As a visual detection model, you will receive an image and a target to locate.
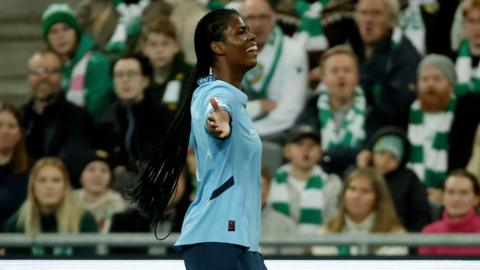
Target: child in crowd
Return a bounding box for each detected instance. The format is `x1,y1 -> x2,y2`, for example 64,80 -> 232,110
140,17 -> 194,114
75,151 -> 127,232
268,125 -> 342,234
356,127 -> 431,232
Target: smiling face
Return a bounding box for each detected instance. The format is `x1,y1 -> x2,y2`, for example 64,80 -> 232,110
240,0 -> 273,50
0,110 -> 22,152
47,23 -> 78,58
33,165 -> 66,213
216,14 -> 258,71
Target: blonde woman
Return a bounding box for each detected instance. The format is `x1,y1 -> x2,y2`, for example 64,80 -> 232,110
312,167 -> 408,256
4,157 -> 97,256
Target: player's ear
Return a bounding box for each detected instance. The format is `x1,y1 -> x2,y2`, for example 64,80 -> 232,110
211,41 -> 225,56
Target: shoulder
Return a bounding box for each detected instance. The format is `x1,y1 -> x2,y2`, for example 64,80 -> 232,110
80,211 -> 98,232
4,210 -> 22,232
87,50 -> 111,69
421,220 -> 445,233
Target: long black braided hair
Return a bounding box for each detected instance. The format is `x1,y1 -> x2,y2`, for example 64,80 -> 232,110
127,9 -> 240,239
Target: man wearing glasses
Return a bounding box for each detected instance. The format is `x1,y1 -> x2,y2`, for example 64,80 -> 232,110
22,50 -> 94,188
240,0 -> 309,141
95,54 -> 173,189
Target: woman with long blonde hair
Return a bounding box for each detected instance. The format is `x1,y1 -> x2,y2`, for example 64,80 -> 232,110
4,157 -> 97,256
312,167 -> 407,256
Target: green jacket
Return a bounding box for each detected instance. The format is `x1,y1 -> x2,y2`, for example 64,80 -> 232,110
62,33 -> 113,123
4,210 -> 98,256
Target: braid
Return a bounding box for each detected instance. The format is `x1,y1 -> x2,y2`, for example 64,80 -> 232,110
127,9 -> 239,239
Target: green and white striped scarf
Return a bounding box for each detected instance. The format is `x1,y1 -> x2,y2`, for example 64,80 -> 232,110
407,98 -> 456,189
372,27 -> 403,104
106,0 -> 150,55
268,164 -> 327,234
242,26 -> 284,100
399,0 -> 426,54
294,0 -> 329,51
455,40 -> 480,96
317,87 -> 366,151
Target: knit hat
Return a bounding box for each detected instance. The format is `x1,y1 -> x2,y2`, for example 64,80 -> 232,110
42,3 -> 81,39
79,150 -> 112,174
418,54 -> 457,85
373,135 -> 404,161
287,125 -> 321,144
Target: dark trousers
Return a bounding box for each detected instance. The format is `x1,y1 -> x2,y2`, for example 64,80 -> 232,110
181,242 -> 267,270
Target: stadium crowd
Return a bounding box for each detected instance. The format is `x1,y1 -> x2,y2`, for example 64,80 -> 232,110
2,0 -> 480,257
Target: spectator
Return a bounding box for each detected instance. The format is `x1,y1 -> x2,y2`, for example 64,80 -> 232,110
23,50 -> 94,188
268,125 -> 342,234
353,0 -> 421,137
4,158 -> 97,256
407,54 -> 456,204
109,168 -> 192,255
42,3 -> 113,122
419,170 -> 480,256
467,123 -> 480,180
74,151 -> 127,233
240,0 -> 309,139
312,167 -> 408,256
140,17 -> 194,113
96,54 -> 173,184
357,127 -> 431,232
261,165 -> 296,236
297,45 -> 366,175
455,0 -> 480,96
0,103 -> 29,230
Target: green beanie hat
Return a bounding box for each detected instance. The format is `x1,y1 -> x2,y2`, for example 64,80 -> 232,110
42,3 -> 82,39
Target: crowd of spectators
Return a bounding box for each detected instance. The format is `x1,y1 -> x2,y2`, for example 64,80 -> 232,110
2,0 -> 480,258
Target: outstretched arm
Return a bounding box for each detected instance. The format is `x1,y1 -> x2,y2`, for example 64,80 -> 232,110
207,98 -> 231,139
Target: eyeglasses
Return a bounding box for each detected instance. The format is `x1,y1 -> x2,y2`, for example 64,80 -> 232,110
29,67 -> 61,75
244,14 -> 273,23
113,70 -> 142,79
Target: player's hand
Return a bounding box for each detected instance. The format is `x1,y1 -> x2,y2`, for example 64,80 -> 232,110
260,99 -> 277,113
207,98 -> 231,139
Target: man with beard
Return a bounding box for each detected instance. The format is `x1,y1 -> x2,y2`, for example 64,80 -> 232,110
22,50 -> 94,188
407,54 -> 456,205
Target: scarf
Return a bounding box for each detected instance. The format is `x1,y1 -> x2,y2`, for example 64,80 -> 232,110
372,27 -> 403,105
407,98 -> 456,188
106,0 -> 150,55
268,164 -> 328,234
317,87 -> 366,151
294,0 -> 329,51
455,40 -> 480,96
399,0 -> 426,55
242,25 -> 284,100
66,51 -> 92,107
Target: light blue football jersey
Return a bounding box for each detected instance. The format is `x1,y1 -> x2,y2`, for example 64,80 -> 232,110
175,76 -> 263,251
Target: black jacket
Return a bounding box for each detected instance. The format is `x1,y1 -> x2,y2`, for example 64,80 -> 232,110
351,34 -> 421,139
22,93 -> 94,187
95,90 -> 174,170
367,127 -> 432,232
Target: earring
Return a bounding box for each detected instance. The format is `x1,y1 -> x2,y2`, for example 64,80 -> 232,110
209,67 -> 213,75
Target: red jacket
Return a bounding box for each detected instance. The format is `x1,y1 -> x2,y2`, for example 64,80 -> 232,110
419,210 -> 480,256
